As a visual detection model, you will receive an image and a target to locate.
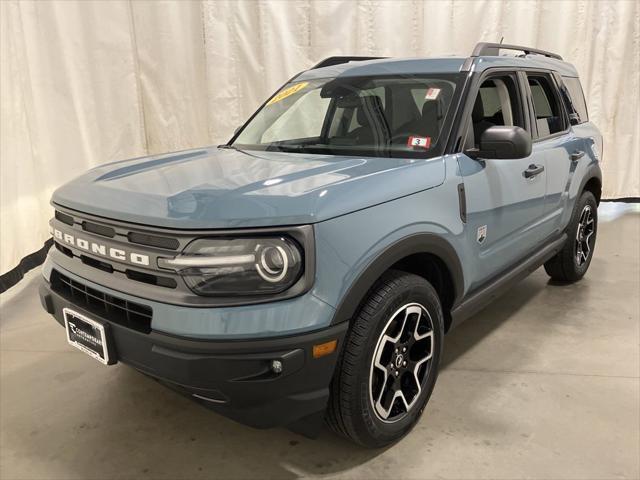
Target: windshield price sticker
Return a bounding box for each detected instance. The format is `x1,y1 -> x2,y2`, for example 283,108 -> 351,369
407,136 -> 431,149
267,82 -> 309,105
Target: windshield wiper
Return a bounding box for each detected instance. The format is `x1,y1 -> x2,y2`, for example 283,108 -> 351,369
218,144 -> 254,155
272,144 -> 305,152
268,144 -> 333,154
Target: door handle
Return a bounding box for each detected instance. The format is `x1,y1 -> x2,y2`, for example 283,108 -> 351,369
570,150 -> 585,161
523,164 -> 544,178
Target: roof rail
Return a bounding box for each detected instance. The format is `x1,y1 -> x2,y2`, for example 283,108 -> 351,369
471,42 -> 563,60
311,56 -> 386,70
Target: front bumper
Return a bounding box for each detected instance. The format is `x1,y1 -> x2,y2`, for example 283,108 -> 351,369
39,276 -> 348,430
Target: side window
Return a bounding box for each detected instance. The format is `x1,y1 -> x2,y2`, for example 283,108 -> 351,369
527,74 -> 567,138
560,76 -> 589,124
466,74 -> 524,149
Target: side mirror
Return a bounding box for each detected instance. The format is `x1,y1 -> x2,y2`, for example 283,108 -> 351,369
473,126 -> 532,159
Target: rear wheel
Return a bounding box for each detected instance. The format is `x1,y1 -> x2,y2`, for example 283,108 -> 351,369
544,190 -> 598,282
326,270 -> 444,447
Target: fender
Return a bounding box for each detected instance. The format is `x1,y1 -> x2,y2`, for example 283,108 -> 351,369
331,233 -> 464,325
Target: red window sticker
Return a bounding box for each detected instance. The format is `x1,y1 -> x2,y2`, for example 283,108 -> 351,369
407,136 -> 431,149
425,88 -> 441,100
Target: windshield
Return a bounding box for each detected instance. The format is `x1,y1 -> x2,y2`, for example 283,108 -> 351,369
232,74 -> 463,158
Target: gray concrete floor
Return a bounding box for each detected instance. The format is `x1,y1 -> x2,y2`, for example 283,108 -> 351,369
1,203 -> 639,480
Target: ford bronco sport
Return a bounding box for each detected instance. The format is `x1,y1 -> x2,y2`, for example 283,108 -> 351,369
40,42 -> 602,447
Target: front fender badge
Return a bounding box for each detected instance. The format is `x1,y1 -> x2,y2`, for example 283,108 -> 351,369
477,225 -> 487,244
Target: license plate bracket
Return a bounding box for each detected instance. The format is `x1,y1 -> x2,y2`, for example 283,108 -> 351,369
63,308 -> 114,365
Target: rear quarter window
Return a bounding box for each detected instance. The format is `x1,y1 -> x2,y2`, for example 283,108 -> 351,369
560,76 -> 589,124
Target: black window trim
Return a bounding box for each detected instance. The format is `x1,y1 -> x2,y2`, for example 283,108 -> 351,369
517,71 -> 537,139
453,67 -> 531,154
554,72 -> 589,125
522,69 -> 571,143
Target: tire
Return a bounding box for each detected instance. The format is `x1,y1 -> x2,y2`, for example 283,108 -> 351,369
544,190 -> 598,282
326,270 -> 444,448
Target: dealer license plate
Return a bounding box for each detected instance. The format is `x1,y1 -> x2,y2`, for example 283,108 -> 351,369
63,308 -> 112,365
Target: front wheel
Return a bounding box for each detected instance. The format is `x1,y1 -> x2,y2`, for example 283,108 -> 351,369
544,190 -> 598,282
326,270 -> 444,447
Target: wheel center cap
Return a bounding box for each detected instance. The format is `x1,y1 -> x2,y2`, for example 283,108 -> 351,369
394,354 -> 404,369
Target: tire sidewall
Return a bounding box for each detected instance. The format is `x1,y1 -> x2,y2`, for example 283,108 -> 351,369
352,278 -> 444,446
572,191 -> 598,276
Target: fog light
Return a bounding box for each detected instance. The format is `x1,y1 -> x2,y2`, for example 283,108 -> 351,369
270,359 -> 283,374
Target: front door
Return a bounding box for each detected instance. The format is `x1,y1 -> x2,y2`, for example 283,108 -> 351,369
457,71 -> 548,290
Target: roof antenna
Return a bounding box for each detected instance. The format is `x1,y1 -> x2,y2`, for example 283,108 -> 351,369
499,36 -> 504,44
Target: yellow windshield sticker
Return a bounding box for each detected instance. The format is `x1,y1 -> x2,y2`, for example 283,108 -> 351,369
266,82 -> 309,105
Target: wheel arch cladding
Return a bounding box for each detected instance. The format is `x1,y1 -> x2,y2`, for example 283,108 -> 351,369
332,233 -> 464,332
583,176 -> 602,204
577,163 -> 602,205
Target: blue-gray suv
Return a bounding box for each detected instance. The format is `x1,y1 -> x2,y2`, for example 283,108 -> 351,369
40,42 -> 603,447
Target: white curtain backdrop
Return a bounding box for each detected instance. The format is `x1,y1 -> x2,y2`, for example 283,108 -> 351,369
1,0 -> 639,275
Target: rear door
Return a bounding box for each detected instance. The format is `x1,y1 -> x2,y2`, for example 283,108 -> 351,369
523,71 -> 576,235
457,70 -> 548,289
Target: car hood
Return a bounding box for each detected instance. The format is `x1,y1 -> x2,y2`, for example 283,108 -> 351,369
52,147 -> 446,229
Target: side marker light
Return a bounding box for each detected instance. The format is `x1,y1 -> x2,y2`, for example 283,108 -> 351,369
313,340 -> 337,359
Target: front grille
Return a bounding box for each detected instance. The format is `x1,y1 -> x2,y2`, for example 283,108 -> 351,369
55,210 -> 74,226
52,209 -> 181,289
54,241 -> 73,258
82,221 -> 115,238
51,270 -> 152,334
128,232 -> 179,250
125,269 -> 177,288
80,255 -> 114,273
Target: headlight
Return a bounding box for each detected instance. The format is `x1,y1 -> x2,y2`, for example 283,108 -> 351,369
158,237 -> 303,296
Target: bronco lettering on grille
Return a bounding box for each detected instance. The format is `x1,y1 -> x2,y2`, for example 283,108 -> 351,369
51,227 -> 150,266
